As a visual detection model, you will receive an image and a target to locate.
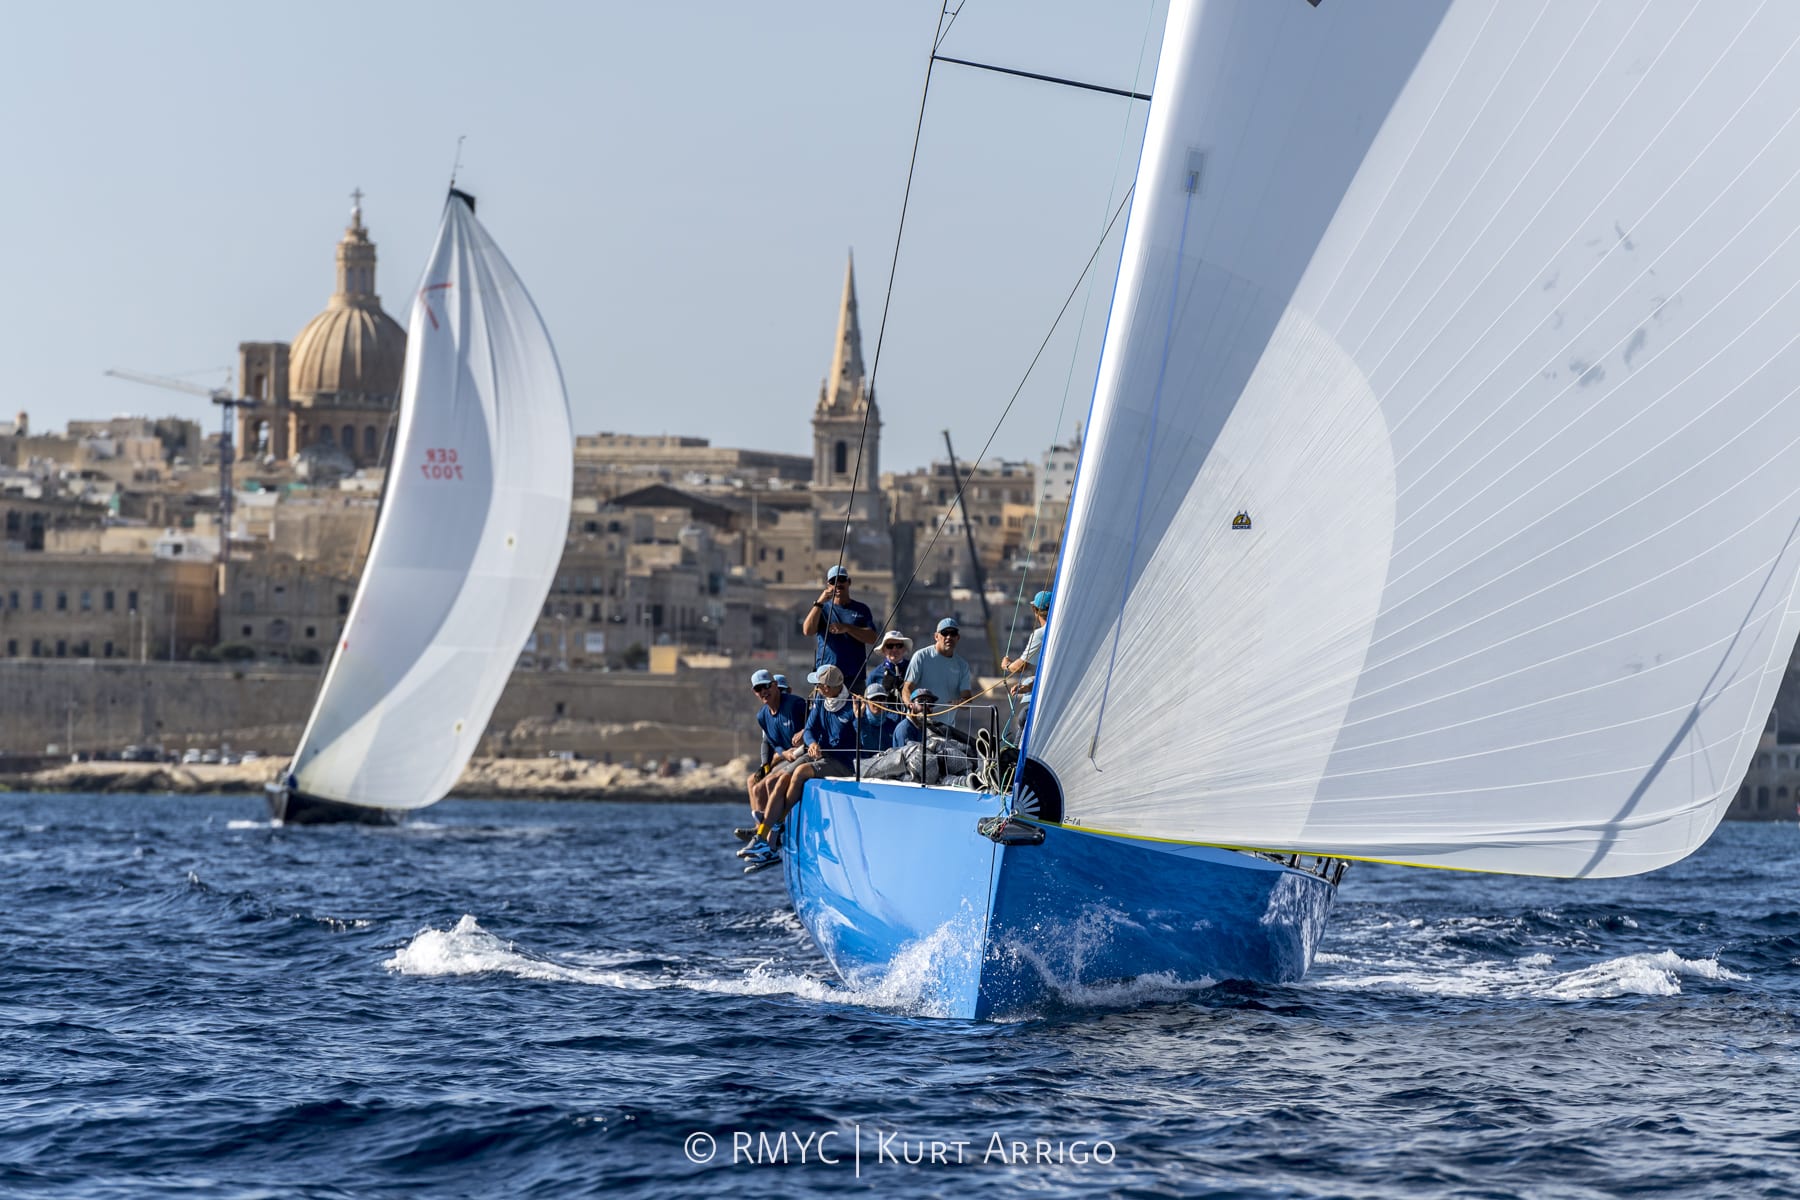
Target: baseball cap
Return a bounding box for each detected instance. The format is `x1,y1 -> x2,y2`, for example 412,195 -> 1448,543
865,679 -> 890,699
807,664 -> 845,688
826,565 -> 850,582
774,674 -> 791,692
936,617 -> 960,634
1031,590 -> 1053,613
749,668 -> 774,688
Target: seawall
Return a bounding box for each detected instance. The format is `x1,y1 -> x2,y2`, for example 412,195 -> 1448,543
0,660 -> 755,765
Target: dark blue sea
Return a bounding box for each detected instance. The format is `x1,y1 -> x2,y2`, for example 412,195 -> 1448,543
2,794 -> 1796,1199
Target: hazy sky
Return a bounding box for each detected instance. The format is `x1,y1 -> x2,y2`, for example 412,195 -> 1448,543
0,1 -> 1167,473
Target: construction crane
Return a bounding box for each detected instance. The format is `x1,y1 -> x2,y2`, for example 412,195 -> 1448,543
104,368 -> 257,565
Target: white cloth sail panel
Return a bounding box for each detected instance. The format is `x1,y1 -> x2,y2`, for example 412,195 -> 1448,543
291,195 -> 574,809
1030,0 -> 1800,877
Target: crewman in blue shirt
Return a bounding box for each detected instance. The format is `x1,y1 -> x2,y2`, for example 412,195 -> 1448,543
738,668 -> 806,849
743,664 -> 859,874
856,677 -> 902,756
892,688 -> 934,748
800,566 -> 878,692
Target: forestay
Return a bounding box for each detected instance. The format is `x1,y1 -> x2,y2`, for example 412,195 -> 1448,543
1029,0 -> 1800,877
290,192 -> 573,810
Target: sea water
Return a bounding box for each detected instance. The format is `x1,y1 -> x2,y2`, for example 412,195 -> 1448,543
1,793 -> 1795,1199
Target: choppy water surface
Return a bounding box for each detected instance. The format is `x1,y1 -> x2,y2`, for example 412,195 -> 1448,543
1,794 -> 1796,1199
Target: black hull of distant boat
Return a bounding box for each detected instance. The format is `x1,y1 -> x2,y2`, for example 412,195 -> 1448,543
267,788 -> 405,826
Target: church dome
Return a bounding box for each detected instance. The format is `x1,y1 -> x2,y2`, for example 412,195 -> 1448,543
289,196 -> 407,407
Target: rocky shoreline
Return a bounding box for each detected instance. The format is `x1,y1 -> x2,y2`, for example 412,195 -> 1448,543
0,755 -> 751,804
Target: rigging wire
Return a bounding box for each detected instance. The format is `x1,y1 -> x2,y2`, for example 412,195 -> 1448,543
870,183 -> 1135,641
836,2 -> 964,567
999,0 -> 1161,683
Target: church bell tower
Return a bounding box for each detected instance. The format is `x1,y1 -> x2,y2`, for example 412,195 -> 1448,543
812,252 -> 882,521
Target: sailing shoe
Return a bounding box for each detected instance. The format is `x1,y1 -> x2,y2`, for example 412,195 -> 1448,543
737,838 -> 769,860
742,848 -> 783,875
733,827 -> 757,843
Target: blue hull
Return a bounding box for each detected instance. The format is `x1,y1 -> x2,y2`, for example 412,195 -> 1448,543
782,778 -> 1339,1020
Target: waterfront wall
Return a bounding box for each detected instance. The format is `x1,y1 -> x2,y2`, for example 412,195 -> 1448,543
0,661 -> 752,764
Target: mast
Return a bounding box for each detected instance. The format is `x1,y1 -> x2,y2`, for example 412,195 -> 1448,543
942,429 -> 999,677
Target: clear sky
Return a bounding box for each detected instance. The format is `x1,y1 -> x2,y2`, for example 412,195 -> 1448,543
0,1 -> 1167,474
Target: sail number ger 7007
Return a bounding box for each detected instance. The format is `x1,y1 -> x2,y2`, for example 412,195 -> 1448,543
421,447 -> 462,480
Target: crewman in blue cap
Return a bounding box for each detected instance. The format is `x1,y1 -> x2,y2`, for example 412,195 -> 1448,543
1001,590 -> 1052,696
903,617 -> 975,711
800,565 -> 878,692
738,668 -> 806,848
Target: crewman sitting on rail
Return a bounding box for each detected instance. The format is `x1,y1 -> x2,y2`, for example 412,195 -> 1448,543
738,668 -> 807,850
742,664 -> 859,874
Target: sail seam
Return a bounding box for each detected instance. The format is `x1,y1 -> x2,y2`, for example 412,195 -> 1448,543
1386,13 -> 1800,569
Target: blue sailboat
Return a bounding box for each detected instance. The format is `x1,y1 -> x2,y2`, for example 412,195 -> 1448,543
785,0 -> 1800,1018
783,780 -> 1340,1020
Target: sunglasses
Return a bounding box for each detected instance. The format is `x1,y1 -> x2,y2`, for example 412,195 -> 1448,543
940,630 -> 960,639
830,577 -> 851,586
752,683 -> 772,693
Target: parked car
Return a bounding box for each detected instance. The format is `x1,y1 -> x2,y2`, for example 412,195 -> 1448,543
181,749 -> 203,765
239,751 -> 261,763
200,750 -> 221,765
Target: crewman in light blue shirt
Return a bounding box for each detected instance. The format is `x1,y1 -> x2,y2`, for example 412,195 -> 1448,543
903,617 -> 975,711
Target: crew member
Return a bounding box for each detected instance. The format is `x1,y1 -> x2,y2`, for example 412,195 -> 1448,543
871,629 -> 912,698
904,617 -> 975,712
800,566 -> 878,692
739,668 -> 805,847
743,664 -> 858,873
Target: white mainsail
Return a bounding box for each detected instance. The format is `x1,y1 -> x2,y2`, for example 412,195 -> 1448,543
1029,0 -> 1800,877
288,192 -> 573,810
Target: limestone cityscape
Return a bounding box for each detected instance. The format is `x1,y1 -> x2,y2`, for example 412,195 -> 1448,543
0,201 -> 1077,794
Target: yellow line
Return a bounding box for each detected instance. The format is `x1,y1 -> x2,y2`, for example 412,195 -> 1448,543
1022,819 -> 1495,874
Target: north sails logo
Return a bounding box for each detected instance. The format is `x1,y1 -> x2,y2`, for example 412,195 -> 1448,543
1232,511 -> 1253,531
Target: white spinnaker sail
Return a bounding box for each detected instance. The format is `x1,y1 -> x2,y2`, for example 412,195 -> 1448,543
1029,0 -> 1800,877
289,193 -> 573,810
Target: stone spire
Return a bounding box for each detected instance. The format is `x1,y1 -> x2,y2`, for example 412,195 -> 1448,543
332,187 -> 380,309
819,251 -> 867,413
812,250 -> 881,506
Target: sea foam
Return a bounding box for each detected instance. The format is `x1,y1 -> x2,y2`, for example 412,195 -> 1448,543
383,914 -> 965,1015
1316,947 -> 1745,1000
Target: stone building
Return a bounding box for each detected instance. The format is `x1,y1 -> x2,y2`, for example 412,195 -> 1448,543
532,486 -> 770,670
238,193 -> 407,470
222,556 -> 359,663
573,434 -> 810,496
0,552 -> 217,661
886,457 -> 1037,591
